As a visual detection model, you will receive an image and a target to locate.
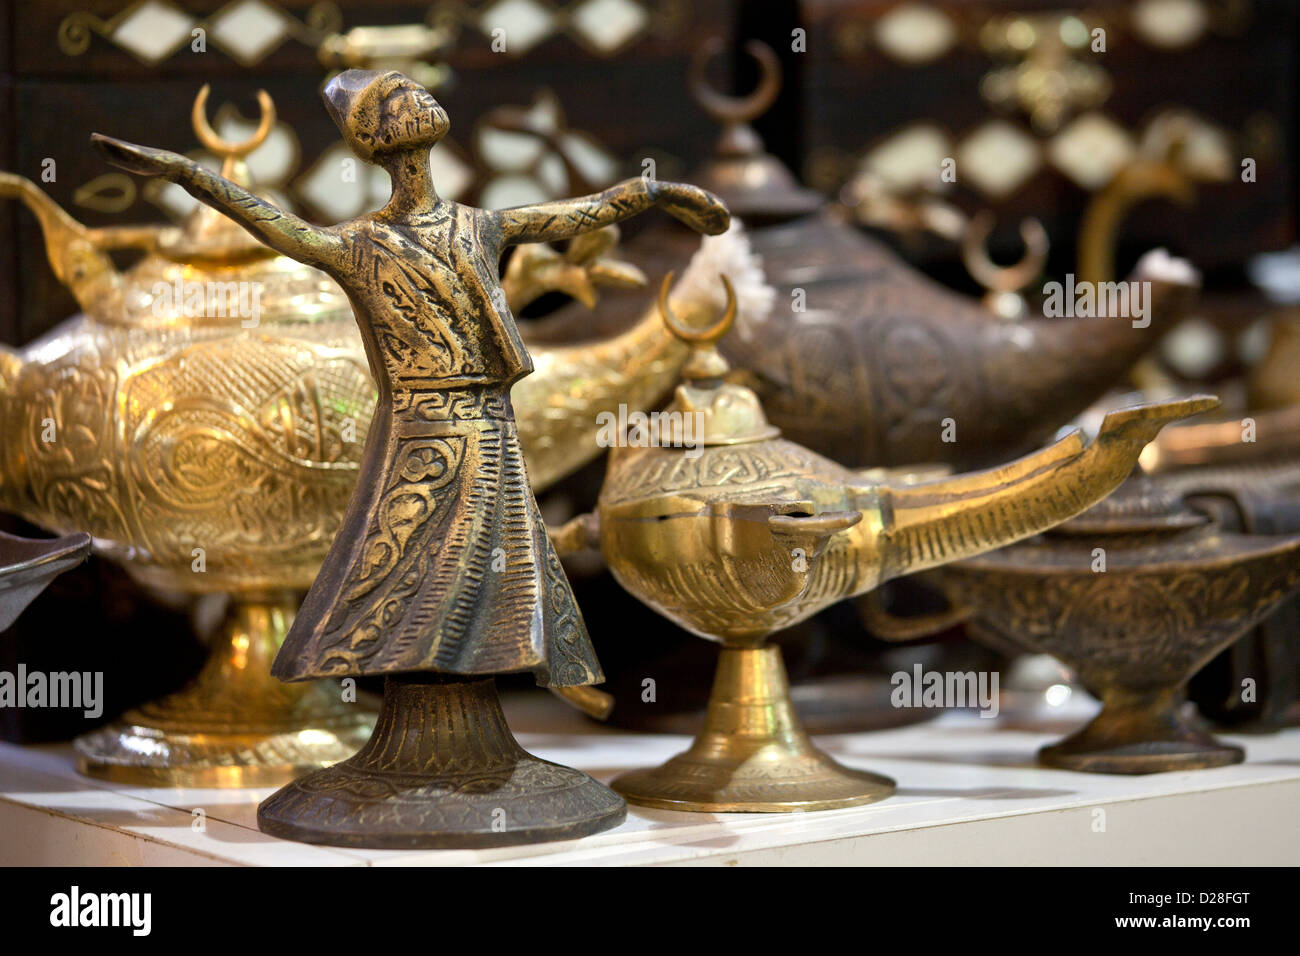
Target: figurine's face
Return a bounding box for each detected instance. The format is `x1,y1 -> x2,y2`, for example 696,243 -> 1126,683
376,80 -> 449,153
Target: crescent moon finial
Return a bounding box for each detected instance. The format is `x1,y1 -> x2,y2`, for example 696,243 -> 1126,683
191,85 -> 276,159
962,211 -> 1049,293
689,38 -> 781,126
658,271 -> 737,345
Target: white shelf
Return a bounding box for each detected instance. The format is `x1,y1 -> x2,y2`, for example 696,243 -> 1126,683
2,692 -> 1297,866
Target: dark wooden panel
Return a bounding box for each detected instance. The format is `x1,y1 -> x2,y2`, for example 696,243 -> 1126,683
2,0 -> 736,346
797,0 -> 1297,272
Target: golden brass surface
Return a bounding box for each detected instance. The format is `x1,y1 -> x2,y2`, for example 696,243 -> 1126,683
75,594 -> 373,787
572,284 -> 1213,812
1,89 -> 379,785
944,473 -> 1300,773
611,645 -> 894,812
97,68 -> 728,845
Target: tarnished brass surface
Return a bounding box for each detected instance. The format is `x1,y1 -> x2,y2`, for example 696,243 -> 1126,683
97,69 -> 727,845
944,473 -> 1300,773
0,530 -> 91,631
259,675 -> 626,848
611,40 -> 1199,470
574,281 -> 1211,811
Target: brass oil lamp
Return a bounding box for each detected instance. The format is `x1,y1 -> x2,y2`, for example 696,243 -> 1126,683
612,39 -> 1201,471
555,277 -> 1216,811
943,472 -> 1300,772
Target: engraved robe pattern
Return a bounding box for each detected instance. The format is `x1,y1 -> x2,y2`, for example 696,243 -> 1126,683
272,202 -> 599,686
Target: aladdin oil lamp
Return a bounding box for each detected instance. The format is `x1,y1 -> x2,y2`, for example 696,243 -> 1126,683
554,276 -> 1215,811
943,471 -> 1300,772
608,39 -> 1200,470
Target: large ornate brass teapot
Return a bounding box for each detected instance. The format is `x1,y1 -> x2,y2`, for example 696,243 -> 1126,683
556,278 -> 1214,811
0,90 -> 375,784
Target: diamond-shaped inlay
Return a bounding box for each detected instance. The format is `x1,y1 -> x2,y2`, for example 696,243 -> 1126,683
214,113 -> 297,184
155,180 -> 199,219
874,4 -> 956,64
297,143 -> 372,222
111,0 -> 194,64
481,175 -> 549,210
861,124 -> 952,192
1048,113 -> 1135,190
478,128 -> 547,173
956,121 -> 1041,198
209,0 -> 291,65
1133,0 -> 1208,49
429,143 -> 474,201
480,0 -> 557,56
560,132 -> 617,187
1160,317 -> 1224,378
571,0 -> 649,54
1143,111 -> 1232,181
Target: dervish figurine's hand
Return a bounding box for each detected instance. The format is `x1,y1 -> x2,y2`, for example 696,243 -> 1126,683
651,181 -> 730,236
91,134 -> 188,180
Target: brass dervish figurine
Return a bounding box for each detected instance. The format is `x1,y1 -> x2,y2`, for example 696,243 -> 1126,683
95,69 -> 729,848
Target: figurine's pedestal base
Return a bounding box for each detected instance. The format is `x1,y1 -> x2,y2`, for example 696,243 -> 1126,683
257,676 -> 626,849
612,645 -> 895,812
74,597 -> 374,787
1039,687 -> 1245,774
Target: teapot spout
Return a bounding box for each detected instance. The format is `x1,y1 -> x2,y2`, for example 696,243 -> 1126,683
0,172 -> 151,313
872,394 -> 1220,583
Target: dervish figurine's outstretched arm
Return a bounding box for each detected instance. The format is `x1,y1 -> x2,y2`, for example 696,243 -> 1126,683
492,177 -> 730,248
91,133 -> 347,272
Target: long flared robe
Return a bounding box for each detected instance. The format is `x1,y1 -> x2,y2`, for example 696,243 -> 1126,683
272,203 -> 600,687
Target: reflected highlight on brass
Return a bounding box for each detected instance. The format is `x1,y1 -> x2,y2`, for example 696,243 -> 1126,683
0,531 -> 91,632
2,88 -> 374,785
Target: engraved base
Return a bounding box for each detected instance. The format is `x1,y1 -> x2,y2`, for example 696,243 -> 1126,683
1040,687 -> 1245,774
257,675 -> 627,849
612,645 -> 895,812
75,596 -> 375,787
